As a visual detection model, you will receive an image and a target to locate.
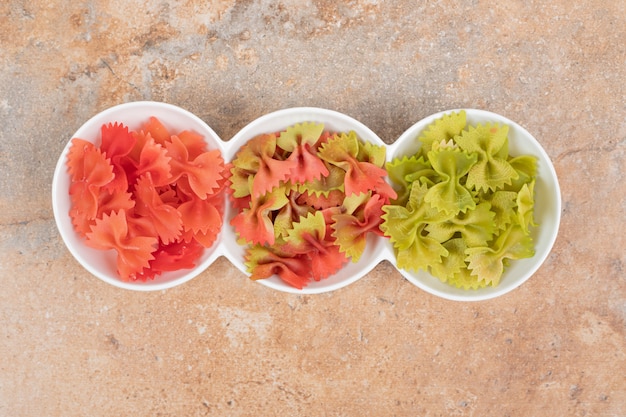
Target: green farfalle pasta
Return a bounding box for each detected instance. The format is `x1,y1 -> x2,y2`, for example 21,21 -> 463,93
516,180 -> 537,233
506,154 -> 538,192
424,143 -> 478,216
385,155 -> 435,206
418,110 -> 467,155
430,239 -> 486,290
480,190 -> 518,231
382,111 -> 539,290
396,233 -> 450,273
380,182 -> 449,250
465,224 -> 535,286
455,123 -> 519,192
381,182 -> 451,272
425,202 -> 496,247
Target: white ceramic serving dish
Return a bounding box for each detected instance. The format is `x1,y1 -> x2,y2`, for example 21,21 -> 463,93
53,104 -> 560,299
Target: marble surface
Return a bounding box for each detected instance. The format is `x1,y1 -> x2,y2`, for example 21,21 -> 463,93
1,0 -> 625,415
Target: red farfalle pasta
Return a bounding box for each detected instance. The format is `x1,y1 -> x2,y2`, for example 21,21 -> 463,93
178,193 -> 223,244
177,130 -> 209,159
135,136 -> 172,187
138,239 -> 205,281
86,209 -> 158,281
142,116 -> 172,145
99,122 -> 136,193
133,174 -> 183,245
166,135 -> 224,199
66,117 -> 226,282
68,142 -> 115,235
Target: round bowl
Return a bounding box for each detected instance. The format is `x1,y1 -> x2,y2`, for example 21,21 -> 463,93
52,101 -> 227,291
222,107 -> 390,294
386,108 -> 561,301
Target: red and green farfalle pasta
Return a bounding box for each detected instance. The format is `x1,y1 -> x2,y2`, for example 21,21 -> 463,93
228,122 -> 396,289
381,110 -> 538,289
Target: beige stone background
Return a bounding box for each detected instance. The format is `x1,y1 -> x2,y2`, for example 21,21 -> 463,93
1,0 -> 625,416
